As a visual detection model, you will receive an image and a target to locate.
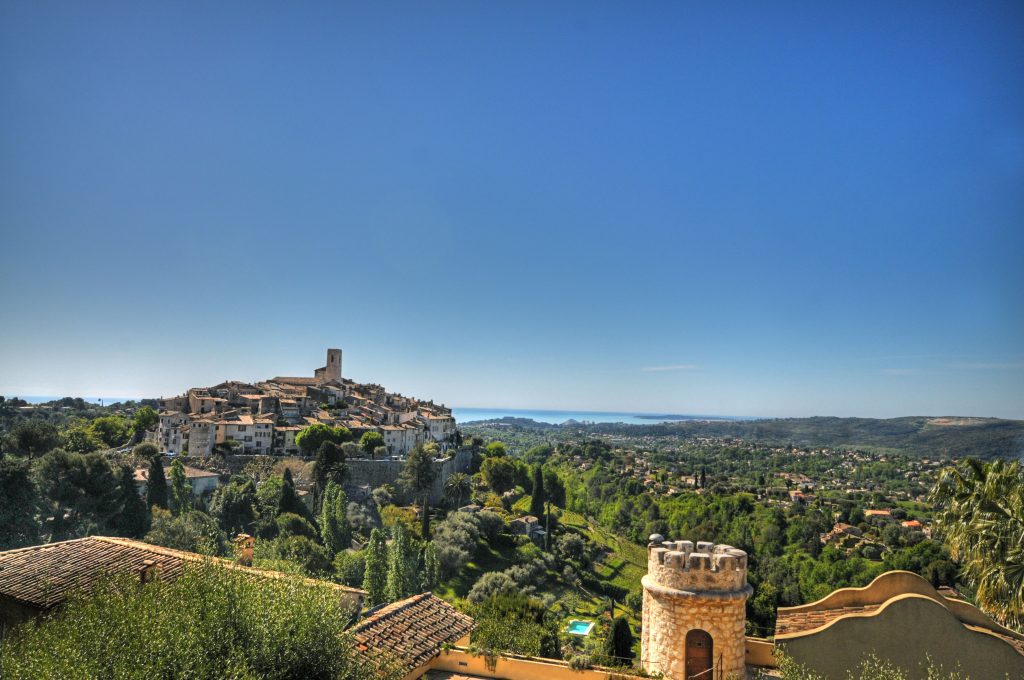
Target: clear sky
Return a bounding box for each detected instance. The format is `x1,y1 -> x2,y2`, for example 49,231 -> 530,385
1,2 -> 1022,418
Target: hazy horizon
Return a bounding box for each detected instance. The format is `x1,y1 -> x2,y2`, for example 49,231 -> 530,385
2,3 -> 1022,419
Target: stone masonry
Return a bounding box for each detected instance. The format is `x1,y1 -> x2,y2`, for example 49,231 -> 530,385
641,535 -> 752,680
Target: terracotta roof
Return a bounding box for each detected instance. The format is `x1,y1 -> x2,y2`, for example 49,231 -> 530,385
353,593 -> 475,675
0,537 -> 364,612
775,604 -> 880,636
775,602 -> 1024,658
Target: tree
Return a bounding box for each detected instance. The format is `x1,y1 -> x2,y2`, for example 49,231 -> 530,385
146,455 -> 168,510
279,468 -> 314,523
277,535 -> 332,576
333,550 -> 367,587
529,466 -> 546,518
319,481 -> 351,556
130,406 -> 158,442
145,507 -> 226,555
60,426 -> 101,453
89,416 -> 131,448
0,457 -> 40,548
359,431 -> 385,458
930,459 -> 1024,628
277,512 -> 318,539
295,424 -> 352,456
112,465 -> 149,537
134,442 -> 159,461
399,442 -> 438,538
314,441 -> 348,507
485,441 -> 507,458
467,571 -> 516,604
254,475 -> 284,537
444,472 -> 471,508
363,527 -> 388,606
421,542 -> 441,591
168,459 -> 193,515
2,420 -> 59,458
700,466 -> 707,489
481,456 -> 515,494
543,469 -> 566,508
35,450 -> 120,539
469,593 -> 558,659
209,476 -> 258,537
603,616 -> 634,665
385,522 -> 419,602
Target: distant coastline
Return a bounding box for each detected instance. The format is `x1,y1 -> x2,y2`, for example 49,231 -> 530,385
452,407 -> 749,426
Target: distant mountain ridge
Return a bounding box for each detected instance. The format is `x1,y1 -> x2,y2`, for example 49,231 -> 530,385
465,415 -> 1024,460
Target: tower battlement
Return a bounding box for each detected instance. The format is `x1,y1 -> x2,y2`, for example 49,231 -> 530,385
642,534 -> 751,679
646,535 -> 748,593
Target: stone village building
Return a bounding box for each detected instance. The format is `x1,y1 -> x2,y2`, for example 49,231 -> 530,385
2,533 -> 1021,679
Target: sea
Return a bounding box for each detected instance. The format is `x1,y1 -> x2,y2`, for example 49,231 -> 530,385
452,407 -> 748,426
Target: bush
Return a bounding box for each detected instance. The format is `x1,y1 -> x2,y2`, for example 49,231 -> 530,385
0,562 -> 396,679
477,510 -> 504,542
470,593 -> 560,659
467,571 -> 517,604
145,508 -> 226,556
333,550 -> 366,587
278,535 -> 333,576
432,512 -> 482,577
276,512 -> 318,540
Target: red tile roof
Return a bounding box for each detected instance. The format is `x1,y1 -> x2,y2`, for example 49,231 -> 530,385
352,593 -> 475,675
0,537 -> 364,611
775,604 -> 880,636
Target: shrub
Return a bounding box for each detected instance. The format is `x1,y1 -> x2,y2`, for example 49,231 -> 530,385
467,572 -> 517,604
333,550 -> 366,587
0,562 -> 396,679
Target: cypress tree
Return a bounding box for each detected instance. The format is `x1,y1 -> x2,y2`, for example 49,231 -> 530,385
318,481 -> 350,556
114,465 -> 149,537
603,616 -> 634,665
385,523 -> 418,602
421,542 -> 440,591
146,456 -> 168,510
529,465 -> 545,518
363,528 -> 387,606
168,459 -> 193,516
278,468 -> 311,521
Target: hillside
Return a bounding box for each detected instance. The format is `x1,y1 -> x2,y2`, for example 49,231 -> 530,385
464,415 -> 1024,460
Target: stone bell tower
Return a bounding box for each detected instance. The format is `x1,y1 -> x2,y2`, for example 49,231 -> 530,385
641,535 -> 751,680
324,348 -> 342,381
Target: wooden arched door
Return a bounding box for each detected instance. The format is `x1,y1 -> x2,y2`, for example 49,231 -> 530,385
685,628 -> 713,680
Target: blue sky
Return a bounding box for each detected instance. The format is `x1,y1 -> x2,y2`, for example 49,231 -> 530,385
1,2 -> 1022,418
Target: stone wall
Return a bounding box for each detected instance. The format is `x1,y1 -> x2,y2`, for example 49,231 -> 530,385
641,536 -> 752,680
343,448 -> 472,505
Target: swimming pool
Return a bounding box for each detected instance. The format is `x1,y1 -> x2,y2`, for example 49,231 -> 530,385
566,619 -> 595,636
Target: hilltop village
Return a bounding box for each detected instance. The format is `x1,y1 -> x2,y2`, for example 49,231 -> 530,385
155,348 -> 457,458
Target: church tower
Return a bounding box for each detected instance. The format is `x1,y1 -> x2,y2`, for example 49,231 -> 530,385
641,535 -> 751,679
325,348 -> 342,381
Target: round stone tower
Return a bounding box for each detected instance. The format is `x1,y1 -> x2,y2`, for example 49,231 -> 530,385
641,535 -> 751,680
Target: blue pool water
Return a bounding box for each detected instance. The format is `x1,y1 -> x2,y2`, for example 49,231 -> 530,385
566,620 -> 594,636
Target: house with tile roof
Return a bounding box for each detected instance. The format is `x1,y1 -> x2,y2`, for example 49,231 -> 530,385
0,536 -> 365,638
775,570 -> 1024,678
